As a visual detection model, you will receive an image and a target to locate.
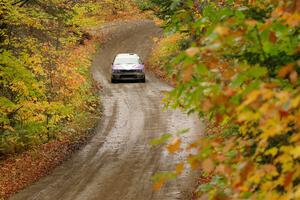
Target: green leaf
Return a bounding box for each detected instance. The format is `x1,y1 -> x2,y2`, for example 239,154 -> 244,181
150,133 -> 172,146
247,66 -> 267,78
151,171 -> 177,182
231,74 -> 246,87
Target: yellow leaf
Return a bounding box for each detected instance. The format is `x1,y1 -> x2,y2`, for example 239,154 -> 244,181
291,146 -> 300,158
175,163 -> 185,175
3,125 -> 15,132
289,133 -> 300,143
283,162 -> 294,173
237,110 -> 260,122
265,147 -> 278,157
265,191 -> 280,200
261,181 -> 276,191
260,119 -> 283,139
243,90 -> 261,106
293,186 -> 300,198
249,169 -> 265,184
291,96 -> 300,108
167,138 -> 181,154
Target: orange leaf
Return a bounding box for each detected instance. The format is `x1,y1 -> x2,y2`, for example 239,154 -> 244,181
214,25 -> 230,36
215,94 -> 227,104
272,7 -> 284,18
202,158 -> 215,173
186,47 -> 199,57
278,64 -> 294,78
153,181 -> 164,190
248,0 -> 256,5
202,99 -> 213,112
296,113 -> 300,129
239,161 -> 254,181
188,155 -> 201,169
167,138 -> 182,154
215,114 -> 224,124
264,83 -> 279,89
269,31 -> 277,43
284,172 -> 294,188
283,13 -> 300,27
183,65 -> 194,82
223,87 -> 235,97
279,109 -> 289,119
205,57 -> 219,69
245,19 -> 258,26
215,164 -> 226,174
290,70 -> 298,84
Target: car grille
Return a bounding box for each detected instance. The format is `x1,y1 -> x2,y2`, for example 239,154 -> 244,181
119,70 -> 142,73
120,75 -> 138,78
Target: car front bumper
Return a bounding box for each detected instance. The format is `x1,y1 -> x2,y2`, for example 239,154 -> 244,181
112,72 -> 145,80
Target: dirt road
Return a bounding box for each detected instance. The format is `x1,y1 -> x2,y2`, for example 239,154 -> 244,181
11,20 -> 202,200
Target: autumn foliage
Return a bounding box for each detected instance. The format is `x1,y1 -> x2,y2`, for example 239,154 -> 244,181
148,0 -> 300,199
0,0 -> 103,156
0,0 -> 137,156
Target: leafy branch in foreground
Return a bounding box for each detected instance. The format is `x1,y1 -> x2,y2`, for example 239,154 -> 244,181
149,0 -> 300,199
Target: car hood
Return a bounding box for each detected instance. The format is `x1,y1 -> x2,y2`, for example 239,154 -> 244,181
112,63 -> 144,70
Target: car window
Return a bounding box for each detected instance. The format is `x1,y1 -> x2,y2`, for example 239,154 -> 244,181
114,57 -> 139,64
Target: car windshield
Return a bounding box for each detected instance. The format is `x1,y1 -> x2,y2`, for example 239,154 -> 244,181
114,57 -> 140,64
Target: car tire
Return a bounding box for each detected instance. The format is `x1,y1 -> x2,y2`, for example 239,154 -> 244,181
141,77 -> 146,83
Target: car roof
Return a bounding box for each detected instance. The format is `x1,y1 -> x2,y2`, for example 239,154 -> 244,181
115,53 -> 139,58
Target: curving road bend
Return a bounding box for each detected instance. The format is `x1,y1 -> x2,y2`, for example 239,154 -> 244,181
11,20 -> 202,200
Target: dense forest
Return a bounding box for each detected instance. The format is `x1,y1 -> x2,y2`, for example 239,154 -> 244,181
0,0 -> 136,156
143,0 -> 300,199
